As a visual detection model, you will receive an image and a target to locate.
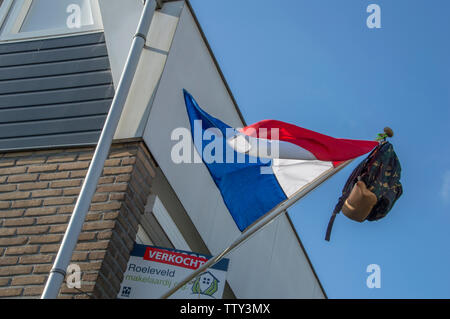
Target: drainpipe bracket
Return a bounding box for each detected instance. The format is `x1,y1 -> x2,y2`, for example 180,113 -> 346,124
142,0 -> 163,9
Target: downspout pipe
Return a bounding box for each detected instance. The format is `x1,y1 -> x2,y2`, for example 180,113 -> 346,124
41,0 -> 158,299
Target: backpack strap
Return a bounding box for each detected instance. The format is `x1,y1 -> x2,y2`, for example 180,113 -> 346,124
325,197 -> 345,241
325,144 -> 382,241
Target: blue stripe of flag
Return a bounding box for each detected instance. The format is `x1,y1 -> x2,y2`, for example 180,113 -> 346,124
183,89 -> 287,231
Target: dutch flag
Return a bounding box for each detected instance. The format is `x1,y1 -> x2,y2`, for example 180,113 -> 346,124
183,89 -> 378,232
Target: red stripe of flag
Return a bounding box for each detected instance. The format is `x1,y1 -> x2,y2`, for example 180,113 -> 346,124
241,120 -> 378,165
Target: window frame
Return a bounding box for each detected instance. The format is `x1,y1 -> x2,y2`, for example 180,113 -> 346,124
0,0 -> 103,42
0,0 -> 14,31
135,225 -> 154,246
149,195 -> 191,251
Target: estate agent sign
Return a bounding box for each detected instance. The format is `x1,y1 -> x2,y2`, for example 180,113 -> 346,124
118,244 -> 230,299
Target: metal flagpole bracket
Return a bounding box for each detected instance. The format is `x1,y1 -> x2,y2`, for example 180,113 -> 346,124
49,268 -> 66,277
134,33 -> 147,42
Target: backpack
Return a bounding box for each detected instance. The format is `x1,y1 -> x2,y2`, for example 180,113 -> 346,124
325,141 -> 403,241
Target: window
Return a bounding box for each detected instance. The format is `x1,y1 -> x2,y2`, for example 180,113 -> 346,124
136,194 -> 192,250
0,0 -> 13,31
150,196 -> 191,251
21,0 -> 95,33
0,0 -> 103,41
135,225 -> 153,246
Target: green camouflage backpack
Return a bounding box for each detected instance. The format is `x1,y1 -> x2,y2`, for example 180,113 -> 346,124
325,141 -> 403,241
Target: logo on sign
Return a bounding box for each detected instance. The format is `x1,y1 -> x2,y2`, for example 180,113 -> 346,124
121,286 -> 132,297
192,271 -> 220,298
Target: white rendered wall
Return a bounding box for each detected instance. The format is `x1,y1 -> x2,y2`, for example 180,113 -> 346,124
142,3 -> 324,299
99,0 -> 183,139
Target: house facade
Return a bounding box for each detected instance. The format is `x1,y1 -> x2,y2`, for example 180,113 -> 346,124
0,0 -> 325,299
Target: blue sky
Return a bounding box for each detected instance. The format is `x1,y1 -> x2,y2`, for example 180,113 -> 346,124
189,0 -> 450,298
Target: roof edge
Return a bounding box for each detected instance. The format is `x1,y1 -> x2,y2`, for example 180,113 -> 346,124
285,213 -> 328,298
182,0 -> 247,126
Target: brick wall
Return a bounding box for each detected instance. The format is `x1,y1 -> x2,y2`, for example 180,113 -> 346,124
0,140 -> 156,298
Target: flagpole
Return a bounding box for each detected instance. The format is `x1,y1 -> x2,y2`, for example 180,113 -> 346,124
160,159 -> 354,299
41,0 -> 158,299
